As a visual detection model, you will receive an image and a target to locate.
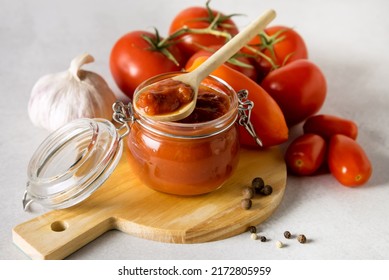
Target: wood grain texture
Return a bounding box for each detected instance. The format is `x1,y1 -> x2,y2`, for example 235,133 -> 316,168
13,146 -> 286,259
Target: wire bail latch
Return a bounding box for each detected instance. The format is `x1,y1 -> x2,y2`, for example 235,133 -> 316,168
237,89 -> 263,147
112,101 -> 135,140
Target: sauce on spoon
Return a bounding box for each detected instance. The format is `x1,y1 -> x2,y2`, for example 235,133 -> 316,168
136,77 -> 230,123
135,78 -> 194,116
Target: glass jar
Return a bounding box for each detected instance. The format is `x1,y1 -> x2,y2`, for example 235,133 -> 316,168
127,72 -> 240,195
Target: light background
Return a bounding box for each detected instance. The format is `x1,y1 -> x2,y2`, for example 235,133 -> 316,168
1,0 -> 389,259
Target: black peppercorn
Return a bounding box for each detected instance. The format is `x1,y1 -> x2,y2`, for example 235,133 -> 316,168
297,234 -> 307,244
260,236 -> 267,242
261,185 -> 273,196
241,198 -> 252,210
242,187 -> 255,199
248,226 -> 257,233
252,177 -> 265,193
284,231 -> 291,239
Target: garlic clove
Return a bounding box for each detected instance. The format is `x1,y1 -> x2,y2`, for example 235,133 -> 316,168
28,53 -> 118,131
69,53 -> 95,82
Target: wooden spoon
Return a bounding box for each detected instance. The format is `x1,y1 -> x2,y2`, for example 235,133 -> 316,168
133,9 -> 276,122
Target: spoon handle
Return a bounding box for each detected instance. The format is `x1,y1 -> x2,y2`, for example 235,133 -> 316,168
192,9 -> 276,83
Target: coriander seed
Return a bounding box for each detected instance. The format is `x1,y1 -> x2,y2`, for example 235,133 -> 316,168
252,177 -> 265,193
297,234 -> 307,244
284,231 -> 291,239
250,233 -> 258,240
248,226 -> 257,233
242,187 -> 255,199
276,240 -> 283,248
241,198 -> 252,210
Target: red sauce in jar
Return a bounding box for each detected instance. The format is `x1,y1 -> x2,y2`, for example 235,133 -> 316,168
126,121 -> 239,195
127,74 -> 239,196
179,85 -> 230,123
136,79 -> 194,115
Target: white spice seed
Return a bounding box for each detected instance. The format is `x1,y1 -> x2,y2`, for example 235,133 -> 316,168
250,233 -> 258,240
276,240 -> 283,248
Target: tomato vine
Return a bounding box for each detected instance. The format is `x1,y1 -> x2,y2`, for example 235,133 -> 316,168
140,0 -> 277,69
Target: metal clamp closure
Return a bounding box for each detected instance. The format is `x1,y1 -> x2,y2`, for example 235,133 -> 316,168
112,101 -> 135,140
237,89 -> 263,147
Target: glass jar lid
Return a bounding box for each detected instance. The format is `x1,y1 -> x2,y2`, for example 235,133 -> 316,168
23,118 -> 123,210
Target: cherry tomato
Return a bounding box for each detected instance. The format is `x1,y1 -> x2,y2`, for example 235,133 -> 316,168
186,56 -> 288,148
185,46 -> 258,81
285,134 -> 327,176
303,114 -> 358,140
110,30 -> 185,99
261,59 -> 327,127
328,134 -> 372,187
169,3 -> 239,58
242,25 -> 308,81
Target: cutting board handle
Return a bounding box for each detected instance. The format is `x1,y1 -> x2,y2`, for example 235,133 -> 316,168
12,209 -> 113,260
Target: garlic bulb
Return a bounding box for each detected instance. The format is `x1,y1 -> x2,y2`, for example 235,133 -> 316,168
28,53 -> 117,131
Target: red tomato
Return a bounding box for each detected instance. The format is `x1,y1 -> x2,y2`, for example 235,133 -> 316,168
261,59 -> 327,127
303,114 -> 358,140
110,30 -> 185,99
186,46 -> 258,81
169,3 -> 239,58
328,134 -> 372,187
285,134 -> 327,176
242,25 -> 308,81
186,56 -> 288,148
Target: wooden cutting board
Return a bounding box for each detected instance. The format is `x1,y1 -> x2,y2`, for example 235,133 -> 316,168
13,146 -> 286,260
